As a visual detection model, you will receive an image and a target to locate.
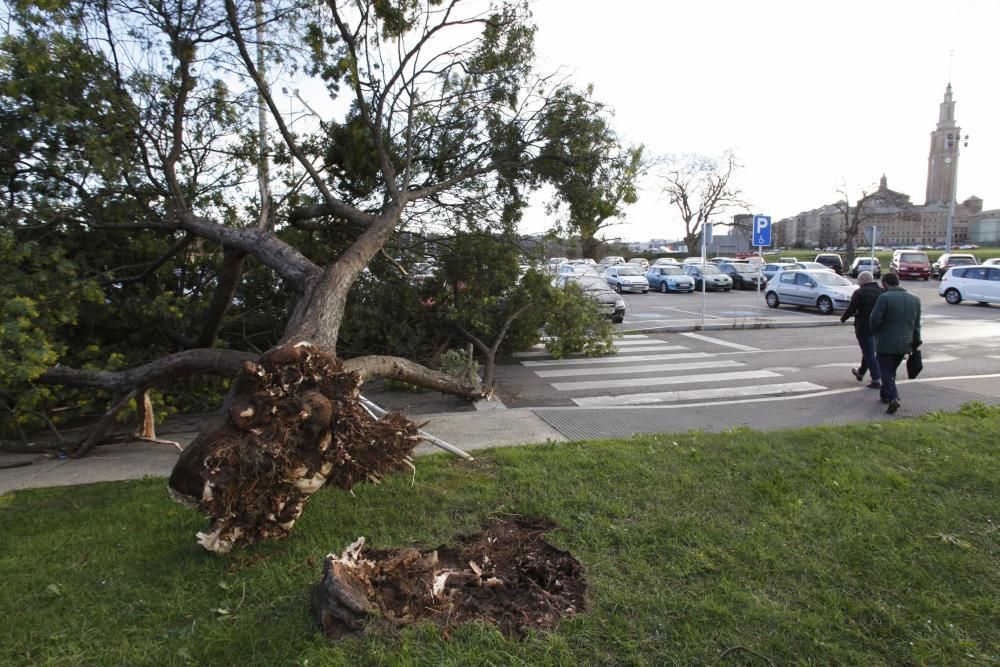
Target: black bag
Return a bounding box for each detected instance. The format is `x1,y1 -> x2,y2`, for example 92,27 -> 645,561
906,349 -> 923,379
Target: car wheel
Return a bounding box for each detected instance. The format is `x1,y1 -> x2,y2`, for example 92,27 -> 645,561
765,291 -> 780,308
659,282 -> 668,293
923,276 -> 929,281
816,296 -> 834,315
944,288 -> 962,305
612,315 -> 624,324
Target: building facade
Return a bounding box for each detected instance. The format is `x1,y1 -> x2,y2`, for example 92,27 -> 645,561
774,85 -> 997,249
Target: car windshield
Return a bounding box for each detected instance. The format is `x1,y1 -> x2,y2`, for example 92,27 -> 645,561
730,264 -> 757,273
572,276 -> 610,292
899,253 -> 928,263
813,272 -> 852,286
951,256 -> 976,265
616,266 -> 643,276
658,266 -> 683,275
699,265 -> 722,274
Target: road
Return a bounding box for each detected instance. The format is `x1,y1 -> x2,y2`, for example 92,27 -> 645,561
493,279 -> 1000,409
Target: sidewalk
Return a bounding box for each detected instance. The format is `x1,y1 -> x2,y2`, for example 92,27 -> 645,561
4,315 -> 998,495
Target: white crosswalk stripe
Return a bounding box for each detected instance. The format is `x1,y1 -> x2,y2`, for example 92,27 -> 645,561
521,351 -> 707,367
552,370 -> 782,392
516,334 -> 829,405
572,382 -> 825,406
536,360 -> 742,378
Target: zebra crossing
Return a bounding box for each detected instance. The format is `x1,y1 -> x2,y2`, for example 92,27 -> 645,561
513,334 -> 826,406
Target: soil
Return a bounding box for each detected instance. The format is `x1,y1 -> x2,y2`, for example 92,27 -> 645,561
168,343 -> 420,552
311,515 -> 587,639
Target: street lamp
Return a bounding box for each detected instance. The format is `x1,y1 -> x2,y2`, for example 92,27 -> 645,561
944,132 -> 970,252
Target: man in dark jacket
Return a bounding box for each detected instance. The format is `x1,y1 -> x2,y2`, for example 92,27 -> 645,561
840,270 -> 883,388
870,272 -> 922,414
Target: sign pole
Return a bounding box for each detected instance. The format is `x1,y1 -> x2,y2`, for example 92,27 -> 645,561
752,214 -> 772,318
699,224 -> 708,329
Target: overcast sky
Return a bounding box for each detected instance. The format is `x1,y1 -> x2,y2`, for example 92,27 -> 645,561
521,0 -> 1000,243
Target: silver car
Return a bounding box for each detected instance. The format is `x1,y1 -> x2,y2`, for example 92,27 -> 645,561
555,274 -> 626,323
764,269 -> 857,315
603,265 -> 649,294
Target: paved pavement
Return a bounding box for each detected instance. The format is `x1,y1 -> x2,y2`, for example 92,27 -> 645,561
3,312 -> 999,495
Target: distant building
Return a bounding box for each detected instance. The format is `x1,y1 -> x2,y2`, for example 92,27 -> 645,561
774,84 -> 998,248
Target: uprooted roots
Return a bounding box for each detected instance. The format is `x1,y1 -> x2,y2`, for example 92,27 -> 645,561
168,343 -> 419,553
311,516 -> 587,639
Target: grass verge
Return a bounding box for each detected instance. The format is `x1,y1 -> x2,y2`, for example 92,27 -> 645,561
1,404 -> 998,665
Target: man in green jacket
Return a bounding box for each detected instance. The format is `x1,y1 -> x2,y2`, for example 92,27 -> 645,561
869,272 -> 922,414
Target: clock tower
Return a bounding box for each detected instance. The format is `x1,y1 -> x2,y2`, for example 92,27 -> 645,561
925,84 -> 961,205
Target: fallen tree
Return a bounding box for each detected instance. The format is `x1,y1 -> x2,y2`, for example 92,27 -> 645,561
2,0 -> 573,548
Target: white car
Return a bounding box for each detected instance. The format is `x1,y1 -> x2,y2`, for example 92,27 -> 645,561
627,257 -> 649,270
603,265 -> 649,293
981,258 -> 1000,266
652,257 -> 681,266
939,265 -> 1000,305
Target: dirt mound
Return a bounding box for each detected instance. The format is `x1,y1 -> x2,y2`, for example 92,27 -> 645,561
311,516 -> 587,638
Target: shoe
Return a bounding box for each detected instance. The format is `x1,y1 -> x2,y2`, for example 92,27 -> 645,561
867,382 -> 881,388
886,399 -> 900,414
851,368 -> 863,382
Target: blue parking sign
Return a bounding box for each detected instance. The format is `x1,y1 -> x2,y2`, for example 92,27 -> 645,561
753,215 -> 772,246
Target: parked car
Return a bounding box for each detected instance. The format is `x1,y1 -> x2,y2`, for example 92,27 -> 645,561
547,257 -> 568,273
848,257 -> 882,279
717,261 -> 765,290
603,264 -> 650,293
792,261 -> 835,272
682,257 -> 704,265
982,258 -> 1000,266
761,263 -> 791,282
813,253 -> 844,274
627,257 -> 650,270
938,265 -> 1000,306
645,265 -> 695,293
598,255 -> 626,268
932,252 -> 977,279
778,256 -> 798,263
764,269 -> 858,315
890,250 -> 931,280
652,257 -> 681,266
709,256 -> 740,265
555,274 -> 626,323
682,263 -> 733,291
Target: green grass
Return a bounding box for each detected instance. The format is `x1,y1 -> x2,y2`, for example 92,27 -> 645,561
2,405 -> 998,666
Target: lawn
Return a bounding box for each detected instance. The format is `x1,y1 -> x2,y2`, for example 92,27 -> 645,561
1,404 -> 998,665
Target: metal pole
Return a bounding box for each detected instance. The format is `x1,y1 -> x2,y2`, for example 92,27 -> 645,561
358,395 -> 474,461
699,228 -> 706,328
944,150 -> 960,253
756,244 -> 763,318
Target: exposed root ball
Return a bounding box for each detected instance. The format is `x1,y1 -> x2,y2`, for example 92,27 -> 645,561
168,343 -> 419,553
311,516 -> 587,639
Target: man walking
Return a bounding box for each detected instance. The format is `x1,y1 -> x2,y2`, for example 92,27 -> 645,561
870,272 -> 921,414
841,270 -> 882,388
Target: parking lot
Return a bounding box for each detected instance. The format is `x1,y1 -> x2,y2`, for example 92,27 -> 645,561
614,276 -> 996,329
494,277 -> 1000,410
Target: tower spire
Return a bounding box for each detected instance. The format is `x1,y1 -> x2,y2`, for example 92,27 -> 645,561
925,84 -> 960,205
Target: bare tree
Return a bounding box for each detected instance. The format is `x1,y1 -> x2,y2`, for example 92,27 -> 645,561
659,151 -> 749,253
834,185 -> 882,266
